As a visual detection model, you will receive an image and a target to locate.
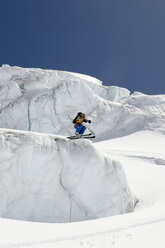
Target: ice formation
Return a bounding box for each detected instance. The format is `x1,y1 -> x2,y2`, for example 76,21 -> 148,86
1,65 -> 165,224
0,65 -> 165,141
0,65 -> 165,246
0,128 -> 135,223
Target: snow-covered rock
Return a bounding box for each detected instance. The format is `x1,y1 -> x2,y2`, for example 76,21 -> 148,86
0,128 -> 135,223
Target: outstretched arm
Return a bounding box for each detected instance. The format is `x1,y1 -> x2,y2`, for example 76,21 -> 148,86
84,118 -> 91,123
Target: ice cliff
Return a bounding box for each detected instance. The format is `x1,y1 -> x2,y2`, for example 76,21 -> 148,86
0,128 -> 135,223
1,65 -> 164,223
1,64 -> 165,140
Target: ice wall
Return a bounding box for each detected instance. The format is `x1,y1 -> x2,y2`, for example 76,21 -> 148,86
0,65 -> 165,140
0,128 -> 135,223
0,65 -> 132,138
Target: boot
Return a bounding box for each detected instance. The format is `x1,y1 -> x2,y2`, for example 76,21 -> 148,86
75,132 -> 82,138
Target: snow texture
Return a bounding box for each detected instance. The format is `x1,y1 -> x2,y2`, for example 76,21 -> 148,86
2,64 -> 164,140
0,65 -> 165,141
0,128 -> 135,223
1,65 -> 165,248
1,130 -> 165,248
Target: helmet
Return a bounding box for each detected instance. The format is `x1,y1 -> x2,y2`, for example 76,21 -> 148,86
78,112 -> 85,117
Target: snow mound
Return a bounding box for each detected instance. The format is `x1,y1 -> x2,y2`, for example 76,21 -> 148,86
0,128 -> 135,223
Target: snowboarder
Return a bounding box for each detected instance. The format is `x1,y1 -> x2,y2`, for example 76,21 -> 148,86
73,112 -> 91,138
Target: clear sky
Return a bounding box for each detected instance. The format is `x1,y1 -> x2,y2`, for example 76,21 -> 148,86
0,0 -> 165,94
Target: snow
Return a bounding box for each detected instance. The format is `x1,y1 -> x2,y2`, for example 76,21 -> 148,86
2,64 -> 165,140
0,128 -> 135,223
94,131 -> 165,209
0,65 -> 131,137
0,65 -> 165,247
1,130 -> 163,248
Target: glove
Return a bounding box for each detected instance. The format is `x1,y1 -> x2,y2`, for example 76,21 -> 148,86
88,120 -> 91,123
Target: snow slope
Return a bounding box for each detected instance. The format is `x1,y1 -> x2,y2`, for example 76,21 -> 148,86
1,131 -> 165,248
94,131 -> 165,211
0,66 -> 165,247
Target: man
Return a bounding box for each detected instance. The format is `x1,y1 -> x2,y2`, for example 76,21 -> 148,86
73,112 -> 91,138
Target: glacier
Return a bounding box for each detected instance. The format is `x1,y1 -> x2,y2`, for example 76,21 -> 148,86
0,128 -> 135,223
0,65 -> 130,138
1,64 -> 165,141
0,65 -> 165,247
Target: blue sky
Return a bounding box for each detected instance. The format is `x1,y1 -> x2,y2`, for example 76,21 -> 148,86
0,0 -> 165,94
